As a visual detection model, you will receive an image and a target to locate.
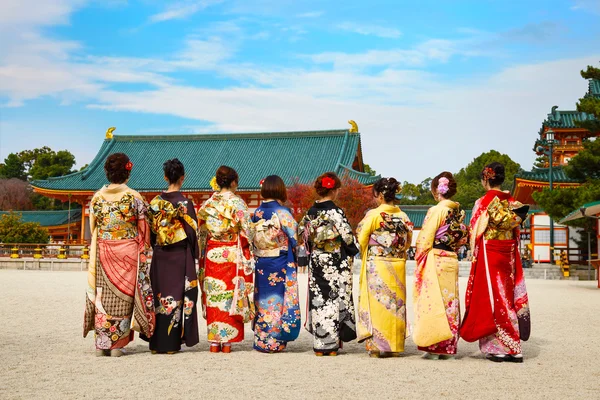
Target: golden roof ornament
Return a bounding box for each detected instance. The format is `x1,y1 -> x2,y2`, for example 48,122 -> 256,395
105,127 -> 116,139
348,120 -> 359,133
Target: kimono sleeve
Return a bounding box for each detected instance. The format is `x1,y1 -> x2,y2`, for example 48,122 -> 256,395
335,208 -> 359,256
415,205 -> 445,262
185,201 -> 200,259
276,208 -> 298,249
355,210 -> 375,254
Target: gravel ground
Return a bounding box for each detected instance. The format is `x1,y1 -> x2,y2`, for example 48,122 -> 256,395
0,270 -> 599,400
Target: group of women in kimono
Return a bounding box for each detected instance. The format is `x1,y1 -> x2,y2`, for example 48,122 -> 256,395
83,152 -> 530,363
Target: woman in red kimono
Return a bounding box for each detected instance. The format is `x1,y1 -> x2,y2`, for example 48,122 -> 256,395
460,162 -> 531,363
198,166 -> 254,353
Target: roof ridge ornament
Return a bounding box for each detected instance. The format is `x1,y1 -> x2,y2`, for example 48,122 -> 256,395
105,127 -> 116,139
348,120 -> 359,133
550,105 -> 560,122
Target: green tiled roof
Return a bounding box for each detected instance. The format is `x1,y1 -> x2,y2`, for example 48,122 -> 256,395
31,130 -> 380,192
514,166 -> 582,184
589,79 -> 600,99
542,108 -> 596,129
0,210 -> 82,226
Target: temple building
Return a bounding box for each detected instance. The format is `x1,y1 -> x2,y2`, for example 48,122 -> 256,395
0,210 -> 82,242
31,124 -> 379,243
513,77 -> 600,263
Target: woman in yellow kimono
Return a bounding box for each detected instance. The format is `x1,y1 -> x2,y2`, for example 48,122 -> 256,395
413,172 -> 469,359
356,177 -> 413,358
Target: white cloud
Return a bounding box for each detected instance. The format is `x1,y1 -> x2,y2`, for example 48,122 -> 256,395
148,0 -> 223,23
0,0 -> 86,27
571,0 -> 600,14
82,56 -> 598,183
336,22 -> 402,39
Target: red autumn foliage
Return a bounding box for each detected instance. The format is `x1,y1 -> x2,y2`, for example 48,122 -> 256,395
0,178 -> 34,211
286,176 -> 378,229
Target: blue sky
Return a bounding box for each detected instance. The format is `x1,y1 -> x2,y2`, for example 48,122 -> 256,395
1,0 -> 599,183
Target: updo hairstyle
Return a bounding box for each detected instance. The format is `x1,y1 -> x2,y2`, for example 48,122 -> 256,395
481,162 -> 505,187
216,165 -> 239,189
261,175 -> 287,202
373,177 -> 401,202
314,172 -> 342,197
104,153 -> 131,184
163,158 -> 185,184
431,171 -> 457,199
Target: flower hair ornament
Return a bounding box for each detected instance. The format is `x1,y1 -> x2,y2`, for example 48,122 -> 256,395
482,167 -> 496,181
437,177 -> 450,195
209,176 -> 220,191
321,176 -> 336,189
259,178 -> 265,187
125,161 -> 133,171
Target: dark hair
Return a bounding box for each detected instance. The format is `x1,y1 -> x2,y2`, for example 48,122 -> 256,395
431,171 -> 457,199
261,175 -> 287,202
314,172 -> 342,197
481,162 -> 505,187
373,177 -> 401,202
104,153 -> 131,184
216,165 -> 239,189
163,158 -> 185,184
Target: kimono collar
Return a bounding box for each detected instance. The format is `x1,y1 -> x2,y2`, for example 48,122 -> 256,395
313,200 -> 336,209
439,199 -> 459,209
101,183 -> 130,195
377,203 -> 401,214
260,200 -> 281,209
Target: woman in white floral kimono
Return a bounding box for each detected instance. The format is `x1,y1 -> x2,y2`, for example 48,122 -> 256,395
298,172 -> 358,356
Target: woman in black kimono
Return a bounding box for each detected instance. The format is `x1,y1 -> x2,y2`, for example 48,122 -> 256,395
146,158 -> 200,353
298,172 -> 359,356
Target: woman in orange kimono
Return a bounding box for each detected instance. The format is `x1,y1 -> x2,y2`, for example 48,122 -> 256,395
413,172 -> 468,359
198,166 -> 254,353
83,153 -> 155,357
460,162 -> 531,363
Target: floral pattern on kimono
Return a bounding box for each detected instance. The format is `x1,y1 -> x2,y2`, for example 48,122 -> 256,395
83,186 -> 155,350
298,200 -> 358,353
460,190 -> 531,356
413,200 -> 468,354
198,191 -> 254,343
356,204 -> 413,353
145,192 -> 200,352
251,201 -> 301,352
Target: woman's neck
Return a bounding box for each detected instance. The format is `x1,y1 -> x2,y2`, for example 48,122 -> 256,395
165,184 -> 181,193
317,197 -> 333,202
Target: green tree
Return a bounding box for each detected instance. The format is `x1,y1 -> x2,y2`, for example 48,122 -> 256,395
0,212 -> 49,243
18,147 -> 52,176
0,153 -> 26,180
29,150 -> 75,180
453,150 -> 521,208
399,178 -> 436,205
363,164 -> 377,176
575,65 -> 600,134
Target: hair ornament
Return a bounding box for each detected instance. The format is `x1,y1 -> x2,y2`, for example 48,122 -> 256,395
437,177 -> 450,195
259,178 -> 265,187
125,161 -> 133,171
209,176 -> 220,191
322,176 -> 336,189
482,167 -> 496,181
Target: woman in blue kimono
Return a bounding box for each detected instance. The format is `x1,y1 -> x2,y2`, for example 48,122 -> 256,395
251,175 -> 301,353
